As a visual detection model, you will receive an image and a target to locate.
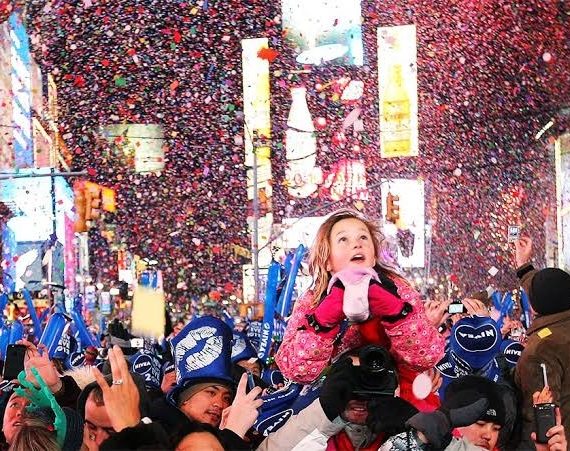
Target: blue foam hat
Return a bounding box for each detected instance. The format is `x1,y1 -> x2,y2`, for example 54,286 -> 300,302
130,350 -> 162,390
231,331 -> 258,364
499,339 -> 524,369
166,316 -> 234,406
449,316 -> 502,370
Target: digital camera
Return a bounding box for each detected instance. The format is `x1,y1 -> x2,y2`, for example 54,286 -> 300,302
353,345 -> 398,398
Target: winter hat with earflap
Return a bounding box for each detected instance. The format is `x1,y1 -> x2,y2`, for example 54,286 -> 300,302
528,268 -> 570,316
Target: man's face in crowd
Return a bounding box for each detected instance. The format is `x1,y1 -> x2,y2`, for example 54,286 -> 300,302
179,385 -> 232,427
342,399 -> 369,425
2,393 -> 29,444
459,420 -> 501,450
83,392 -> 115,449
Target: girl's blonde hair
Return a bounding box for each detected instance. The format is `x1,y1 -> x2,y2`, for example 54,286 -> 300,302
308,209 -> 398,304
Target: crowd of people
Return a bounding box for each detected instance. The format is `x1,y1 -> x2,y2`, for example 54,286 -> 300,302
0,209 -> 569,450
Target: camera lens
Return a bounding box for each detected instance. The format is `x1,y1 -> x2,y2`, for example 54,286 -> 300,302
353,345 -> 398,398
362,349 -> 387,372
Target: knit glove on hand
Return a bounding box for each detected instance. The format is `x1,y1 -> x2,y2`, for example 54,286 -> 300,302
406,398 -> 489,449
313,284 -> 346,329
319,358 -> 358,421
327,267 -> 379,322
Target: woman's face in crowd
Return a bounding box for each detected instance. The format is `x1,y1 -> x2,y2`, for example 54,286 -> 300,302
459,421 -> 501,450
2,393 -> 28,444
179,385 -> 232,427
327,218 -> 376,274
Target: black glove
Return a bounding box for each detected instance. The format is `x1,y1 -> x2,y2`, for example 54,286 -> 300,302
108,319 -> 133,341
367,397 -> 418,436
406,398 -> 489,449
319,358 -> 358,421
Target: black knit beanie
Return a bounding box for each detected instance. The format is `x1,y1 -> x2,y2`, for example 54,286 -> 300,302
529,268 -> 570,316
443,375 -> 506,426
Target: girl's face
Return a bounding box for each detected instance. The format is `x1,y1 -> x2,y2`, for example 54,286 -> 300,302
326,218 -> 376,274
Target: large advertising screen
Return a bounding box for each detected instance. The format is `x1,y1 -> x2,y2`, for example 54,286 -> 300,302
282,0 -> 363,66
100,124 -> 165,173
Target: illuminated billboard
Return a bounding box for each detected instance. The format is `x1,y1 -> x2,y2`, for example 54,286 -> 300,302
282,0 -> 364,66
378,25 -> 419,158
555,133 -> 570,271
381,178 -> 425,268
9,12 -> 33,168
100,124 -> 165,173
0,168 -> 53,242
321,159 -> 368,201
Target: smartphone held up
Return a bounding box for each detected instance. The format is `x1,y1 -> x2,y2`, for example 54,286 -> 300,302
534,363 -> 556,444
2,344 -> 27,381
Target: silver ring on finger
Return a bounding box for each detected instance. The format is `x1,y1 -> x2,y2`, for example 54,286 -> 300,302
112,379 -> 124,385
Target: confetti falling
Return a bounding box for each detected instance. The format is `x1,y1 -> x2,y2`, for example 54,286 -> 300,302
7,0 -> 568,301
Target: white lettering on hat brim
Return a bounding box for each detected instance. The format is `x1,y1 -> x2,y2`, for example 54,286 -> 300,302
454,324 -> 498,352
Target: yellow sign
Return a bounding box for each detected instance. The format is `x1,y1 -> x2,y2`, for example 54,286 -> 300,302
101,187 -> 117,212
378,25 -> 419,158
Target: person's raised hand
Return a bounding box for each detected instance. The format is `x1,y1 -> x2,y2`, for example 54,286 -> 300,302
220,373 -> 263,438
91,345 -> 141,433
19,341 -> 62,393
515,237 -> 533,268
462,298 -> 490,317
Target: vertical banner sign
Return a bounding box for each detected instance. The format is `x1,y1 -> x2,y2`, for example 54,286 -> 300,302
9,12 -> 33,168
242,38 -> 274,268
378,25 -> 419,158
258,261 -> 280,363
555,133 -> 570,272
